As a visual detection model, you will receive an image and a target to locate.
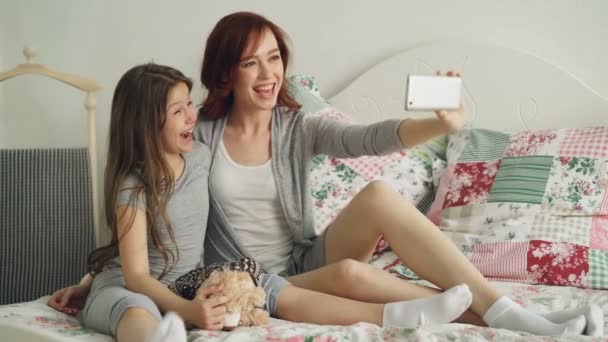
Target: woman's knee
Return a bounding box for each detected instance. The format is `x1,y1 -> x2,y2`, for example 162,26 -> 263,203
357,180 -> 417,217
330,259 -> 377,297
359,180 -> 402,205
331,259 -> 369,284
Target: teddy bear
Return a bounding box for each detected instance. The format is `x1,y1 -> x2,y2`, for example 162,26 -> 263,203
200,270 -> 270,329
168,257 -> 269,330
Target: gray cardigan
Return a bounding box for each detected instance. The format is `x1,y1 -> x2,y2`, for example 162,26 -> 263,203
194,104 -> 404,275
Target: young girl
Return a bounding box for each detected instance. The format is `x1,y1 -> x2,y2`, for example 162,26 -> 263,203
194,11 -> 598,336
50,63 -> 228,342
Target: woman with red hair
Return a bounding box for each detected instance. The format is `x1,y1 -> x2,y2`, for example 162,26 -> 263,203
194,11 -> 595,336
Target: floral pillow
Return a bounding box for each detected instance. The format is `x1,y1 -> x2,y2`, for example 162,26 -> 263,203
428,127 -> 608,289
308,107 -> 447,253
288,74 -> 328,114
288,74 -> 445,253
289,74 -> 322,98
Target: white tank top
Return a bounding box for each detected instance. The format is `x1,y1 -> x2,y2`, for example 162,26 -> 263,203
210,140 -> 293,274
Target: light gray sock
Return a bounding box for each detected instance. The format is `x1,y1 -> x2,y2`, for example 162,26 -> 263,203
383,284 -> 472,328
483,296 -> 587,336
543,304 -> 604,337
147,312 -> 187,342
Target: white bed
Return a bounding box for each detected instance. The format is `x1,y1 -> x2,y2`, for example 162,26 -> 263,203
1,42 -> 607,341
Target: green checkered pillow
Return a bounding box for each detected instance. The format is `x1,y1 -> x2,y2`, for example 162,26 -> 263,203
428,127 -> 608,289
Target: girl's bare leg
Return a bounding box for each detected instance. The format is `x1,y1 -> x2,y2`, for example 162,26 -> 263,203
116,308 -> 160,342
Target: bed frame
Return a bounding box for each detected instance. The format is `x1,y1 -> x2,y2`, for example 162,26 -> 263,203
328,41 -> 608,131
0,46 -> 102,246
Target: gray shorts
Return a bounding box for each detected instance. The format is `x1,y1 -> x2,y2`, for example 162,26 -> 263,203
80,269 -> 162,337
287,231 -> 328,275
262,233 -> 327,316
298,232 -> 328,273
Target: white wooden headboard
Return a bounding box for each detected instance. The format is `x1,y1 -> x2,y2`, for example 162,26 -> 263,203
328,41 -> 608,132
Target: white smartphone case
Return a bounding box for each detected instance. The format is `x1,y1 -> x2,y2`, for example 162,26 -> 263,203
405,75 -> 462,111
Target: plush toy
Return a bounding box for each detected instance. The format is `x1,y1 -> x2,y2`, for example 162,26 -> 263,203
201,270 -> 269,329
168,258 -> 269,330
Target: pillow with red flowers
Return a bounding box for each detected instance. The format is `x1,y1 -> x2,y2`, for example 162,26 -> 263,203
427,127 -> 608,288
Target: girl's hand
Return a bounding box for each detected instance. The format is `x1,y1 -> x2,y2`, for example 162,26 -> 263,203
434,70 -> 469,132
47,283 -> 91,315
188,284 -> 229,330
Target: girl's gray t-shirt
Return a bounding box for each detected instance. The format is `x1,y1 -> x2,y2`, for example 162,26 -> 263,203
107,141 -> 210,284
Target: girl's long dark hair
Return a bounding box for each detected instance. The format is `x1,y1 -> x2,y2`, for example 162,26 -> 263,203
87,63 -> 192,281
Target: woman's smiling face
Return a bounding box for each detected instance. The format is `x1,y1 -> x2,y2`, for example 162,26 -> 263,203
231,27 -> 284,114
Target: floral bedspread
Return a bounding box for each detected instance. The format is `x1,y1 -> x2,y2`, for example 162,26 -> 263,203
1,252 -> 607,341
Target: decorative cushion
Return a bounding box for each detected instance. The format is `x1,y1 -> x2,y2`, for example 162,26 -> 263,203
427,127 -> 608,288
288,75 -> 445,253
309,108 -> 443,233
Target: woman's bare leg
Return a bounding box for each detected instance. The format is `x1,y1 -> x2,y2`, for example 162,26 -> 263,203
276,283 -> 473,328
287,181 -> 585,335
287,259 -> 484,325
276,284 -> 383,325
323,180 -> 501,317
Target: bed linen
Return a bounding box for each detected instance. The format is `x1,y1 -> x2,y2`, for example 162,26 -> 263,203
2,250 -> 607,341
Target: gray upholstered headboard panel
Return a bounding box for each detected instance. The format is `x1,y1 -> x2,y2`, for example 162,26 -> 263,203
0,148 -> 95,304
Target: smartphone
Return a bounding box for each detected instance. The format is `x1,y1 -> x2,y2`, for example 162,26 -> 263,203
405,75 -> 462,111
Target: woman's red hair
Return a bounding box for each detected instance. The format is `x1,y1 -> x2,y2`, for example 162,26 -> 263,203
199,11 -> 300,120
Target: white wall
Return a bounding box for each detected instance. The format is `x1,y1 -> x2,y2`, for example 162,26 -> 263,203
2,0 -> 607,151
1,0 -> 607,172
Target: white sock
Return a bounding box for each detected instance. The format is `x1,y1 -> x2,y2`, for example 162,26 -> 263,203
383,284 -> 472,328
483,296 -> 586,336
542,304 -> 604,337
147,312 -> 187,342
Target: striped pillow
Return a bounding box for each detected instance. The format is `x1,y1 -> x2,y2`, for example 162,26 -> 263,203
427,127 -> 608,288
